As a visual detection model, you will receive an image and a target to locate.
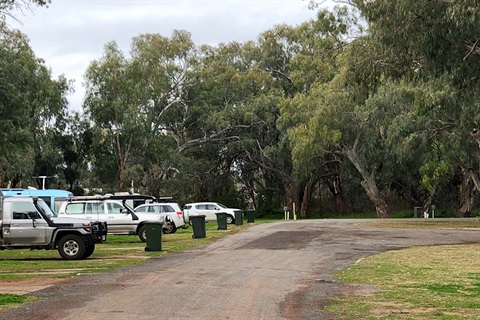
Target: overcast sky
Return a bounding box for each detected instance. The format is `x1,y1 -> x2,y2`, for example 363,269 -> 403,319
9,0 -> 322,112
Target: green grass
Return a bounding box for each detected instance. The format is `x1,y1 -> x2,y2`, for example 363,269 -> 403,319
0,294 -> 33,311
328,244 -> 480,319
359,220 -> 480,229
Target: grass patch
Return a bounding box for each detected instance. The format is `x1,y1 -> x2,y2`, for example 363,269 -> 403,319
0,294 -> 29,305
328,244 -> 480,319
359,220 -> 480,229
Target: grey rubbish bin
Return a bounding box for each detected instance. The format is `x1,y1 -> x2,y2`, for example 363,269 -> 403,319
216,212 -> 228,230
144,221 -> 163,251
190,215 -> 206,239
414,207 -> 422,218
246,210 -> 255,223
234,211 -> 243,226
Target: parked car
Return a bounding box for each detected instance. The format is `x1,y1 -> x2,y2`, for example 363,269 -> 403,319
183,202 -> 243,225
134,202 -> 186,234
1,188 -> 73,214
57,196 -> 163,242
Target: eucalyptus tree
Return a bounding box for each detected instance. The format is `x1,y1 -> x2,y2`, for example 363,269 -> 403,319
182,40 -> 280,205
0,0 -> 50,21
0,23 -> 69,188
289,1 -> 480,217
270,8 -> 360,217
84,31 -> 254,197
350,0 -> 480,216
56,112 -> 93,192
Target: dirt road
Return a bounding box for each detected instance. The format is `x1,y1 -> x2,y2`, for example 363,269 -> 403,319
1,219 -> 479,320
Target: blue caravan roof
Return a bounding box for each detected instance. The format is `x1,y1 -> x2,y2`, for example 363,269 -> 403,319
1,189 -> 73,197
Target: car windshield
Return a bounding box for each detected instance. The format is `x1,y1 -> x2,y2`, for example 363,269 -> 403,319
217,203 -> 227,208
35,198 -> 57,218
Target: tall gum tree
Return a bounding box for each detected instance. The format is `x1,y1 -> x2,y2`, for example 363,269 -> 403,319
352,0 -> 480,216
84,42 -> 136,191
0,23 -> 69,187
278,7 -> 366,217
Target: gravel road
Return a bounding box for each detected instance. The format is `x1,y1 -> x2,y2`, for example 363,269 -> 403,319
1,219 -> 479,320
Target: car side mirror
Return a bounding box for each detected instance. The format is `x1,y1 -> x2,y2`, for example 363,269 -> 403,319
121,208 -> 128,214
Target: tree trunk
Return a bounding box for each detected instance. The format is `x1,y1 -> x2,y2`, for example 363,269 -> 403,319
325,174 -> 346,212
457,168 -> 473,217
299,177 -> 315,218
344,148 -> 390,218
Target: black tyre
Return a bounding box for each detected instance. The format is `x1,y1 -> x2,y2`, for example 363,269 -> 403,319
163,223 -> 177,234
82,244 -> 95,259
226,215 -> 234,224
138,225 -> 147,242
58,235 -> 86,260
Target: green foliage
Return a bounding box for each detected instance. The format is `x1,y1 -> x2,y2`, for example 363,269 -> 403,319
0,294 -> 28,306
0,23 -> 69,187
4,1 -> 480,217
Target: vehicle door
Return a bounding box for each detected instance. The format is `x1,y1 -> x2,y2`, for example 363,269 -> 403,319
84,202 -> 106,222
7,200 -> 49,245
205,204 -> 220,221
105,201 -> 135,233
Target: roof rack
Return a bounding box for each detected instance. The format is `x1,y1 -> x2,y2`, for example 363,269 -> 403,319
67,194 -> 157,202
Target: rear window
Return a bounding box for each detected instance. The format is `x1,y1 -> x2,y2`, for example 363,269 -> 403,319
184,205 -> 191,210
161,205 -> 175,213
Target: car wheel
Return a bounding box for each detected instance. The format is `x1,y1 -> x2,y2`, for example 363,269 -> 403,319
226,215 -> 234,224
139,225 -> 147,242
82,244 -> 95,259
58,235 -> 86,260
163,223 -> 177,234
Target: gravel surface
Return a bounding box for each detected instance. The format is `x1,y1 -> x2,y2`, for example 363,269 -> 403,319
1,219 -> 479,320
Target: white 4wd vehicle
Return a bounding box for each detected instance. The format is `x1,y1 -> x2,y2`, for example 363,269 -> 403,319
57,196 -> 163,242
183,202 -> 243,225
134,202 -> 185,234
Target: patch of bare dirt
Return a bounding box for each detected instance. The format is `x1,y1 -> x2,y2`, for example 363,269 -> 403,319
1,278 -> 67,295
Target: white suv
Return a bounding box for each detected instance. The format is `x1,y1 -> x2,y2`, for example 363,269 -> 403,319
134,202 -> 185,234
183,202 -> 243,225
57,198 -> 163,242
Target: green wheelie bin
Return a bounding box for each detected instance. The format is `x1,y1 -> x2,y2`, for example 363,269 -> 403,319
191,215 -> 206,238
246,210 -> 255,223
234,211 -> 243,226
144,221 -> 163,251
216,212 -> 228,230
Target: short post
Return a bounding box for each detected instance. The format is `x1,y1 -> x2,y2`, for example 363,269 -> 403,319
283,206 -> 289,220
431,204 -> 435,219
